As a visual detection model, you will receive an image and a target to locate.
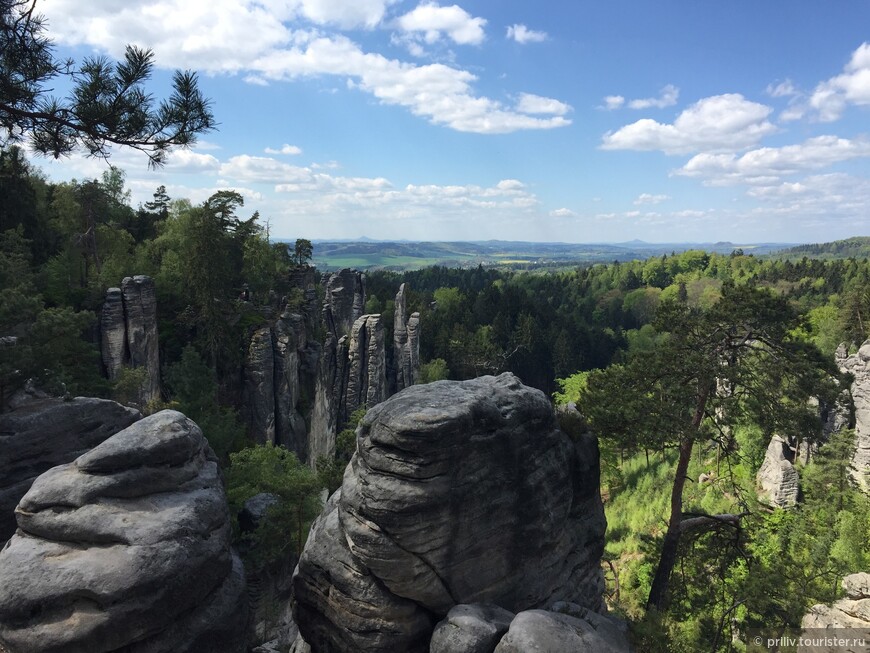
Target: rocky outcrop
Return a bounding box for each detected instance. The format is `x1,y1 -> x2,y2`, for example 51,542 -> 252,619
100,287 -> 126,380
493,609 -> 630,653
393,284 -> 420,393
0,410 -> 248,653
802,573 -> 870,635
121,275 -> 161,404
324,269 -> 365,338
245,326 -> 277,445
836,342 -> 870,489
99,275 -> 161,405
274,311 -> 309,457
757,435 -> 800,508
0,396 -> 140,542
430,604 -> 514,653
343,314 -> 386,423
293,373 -> 607,652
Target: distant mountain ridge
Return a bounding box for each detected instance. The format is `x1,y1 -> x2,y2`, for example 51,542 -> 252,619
777,236 -> 870,259
297,239 -> 796,272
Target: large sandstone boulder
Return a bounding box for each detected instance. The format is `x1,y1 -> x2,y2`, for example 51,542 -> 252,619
429,604 -> 514,653
293,373 -> 607,652
757,435 -> 800,508
801,573 -> 870,652
0,410 -> 247,653
0,396 -> 140,542
493,609 -> 629,653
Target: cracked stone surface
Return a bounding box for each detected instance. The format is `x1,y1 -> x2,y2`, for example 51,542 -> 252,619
292,373 -> 606,652
0,410 -> 247,653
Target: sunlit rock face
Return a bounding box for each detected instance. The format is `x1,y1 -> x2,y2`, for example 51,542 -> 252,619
0,410 -> 248,653
756,434 -> 800,508
292,373 -> 607,653
837,342 -> 870,489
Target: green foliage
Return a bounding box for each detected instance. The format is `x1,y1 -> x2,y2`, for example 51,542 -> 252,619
316,406 -> 366,494
1,0 -> 214,166
553,370 -> 589,405
165,345 -> 245,460
293,238 -> 313,266
418,357 -> 449,383
227,444 -> 323,569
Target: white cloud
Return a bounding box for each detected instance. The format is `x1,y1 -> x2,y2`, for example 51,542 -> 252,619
515,93 -> 572,116
299,0 -> 398,29
395,2 -> 486,45
265,144 -> 304,155
41,1 -> 569,135
550,207 -> 576,217
602,95 -> 625,110
809,42 -> 870,122
627,85 -> 679,110
633,193 -> 670,205
767,79 -> 799,98
676,135 -> 870,186
601,94 -> 776,154
506,24 -> 548,44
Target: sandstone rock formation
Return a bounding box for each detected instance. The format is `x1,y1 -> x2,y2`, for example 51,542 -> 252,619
801,573 -> 870,647
293,373 -> 607,652
757,434 -> 800,508
429,604 -> 514,653
99,275 -> 161,405
0,396 -> 140,542
836,342 -> 870,489
324,269 -> 365,338
343,314 -> 386,423
0,410 -> 248,653
493,609 -> 629,653
392,284 -> 420,393
245,326 -> 277,445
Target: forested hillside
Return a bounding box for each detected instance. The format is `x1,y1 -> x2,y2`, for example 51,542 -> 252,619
3,150 -> 870,651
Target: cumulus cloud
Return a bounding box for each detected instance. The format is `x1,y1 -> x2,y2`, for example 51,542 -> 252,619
41,0 -> 570,135
550,207 -> 576,217
265,144 -> 304,155
506,24 -> 548,44
601,95 -> 625,110
676,135 -> 870,186
395,2 -> 487,45
299,0 -> 399,29
627,85 -> 679,110
601,94 -> 776,154
515,93 -> 572,116
633,193 -> 670,205
809,42 -> 870,122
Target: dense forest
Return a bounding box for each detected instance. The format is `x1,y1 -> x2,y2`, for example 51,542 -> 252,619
2,149 -> 870,651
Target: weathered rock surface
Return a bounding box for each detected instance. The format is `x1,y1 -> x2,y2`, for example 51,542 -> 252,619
245,326 -> 277,445
493,609 -> 630,653
343,314 -> 386,423
293,373 -> 607,652
292,493 -> 434,653
324,269 -> 365,338
0,410 -> 247,653
99,286 -> 127,380
274,310 -> 309,457
0,396 -> 140,542
121,275 -> 161,404
757,435 -> 800,508
429,604 -> 514,653
802,573 -> 870,650
836,342 -> 870,489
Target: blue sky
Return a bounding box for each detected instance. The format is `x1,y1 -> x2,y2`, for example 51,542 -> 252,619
30,0 -> 870,243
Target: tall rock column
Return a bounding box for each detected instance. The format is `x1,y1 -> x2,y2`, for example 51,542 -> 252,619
393,284 -> 421,393
836,341 -> 870,490
121,275 -> 161,404
244,326 -> 277,445
324,269 -> 365,338
100,287 -> 127,380
344,314 -> 385,423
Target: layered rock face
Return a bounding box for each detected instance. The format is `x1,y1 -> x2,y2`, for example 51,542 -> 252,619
756,435 -> 800,508
802,573 -> 870,635
0,396 -> 140,542
99,275 -> 161,405
293,373 -> 607,653
0,410 -> 248,653
324,269 -> 365,338
247,273 -> 419,467
836,342 -> 870,489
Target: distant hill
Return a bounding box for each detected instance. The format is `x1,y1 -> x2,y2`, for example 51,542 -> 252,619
775,237 -> 870,260
302,239 -> 793,272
